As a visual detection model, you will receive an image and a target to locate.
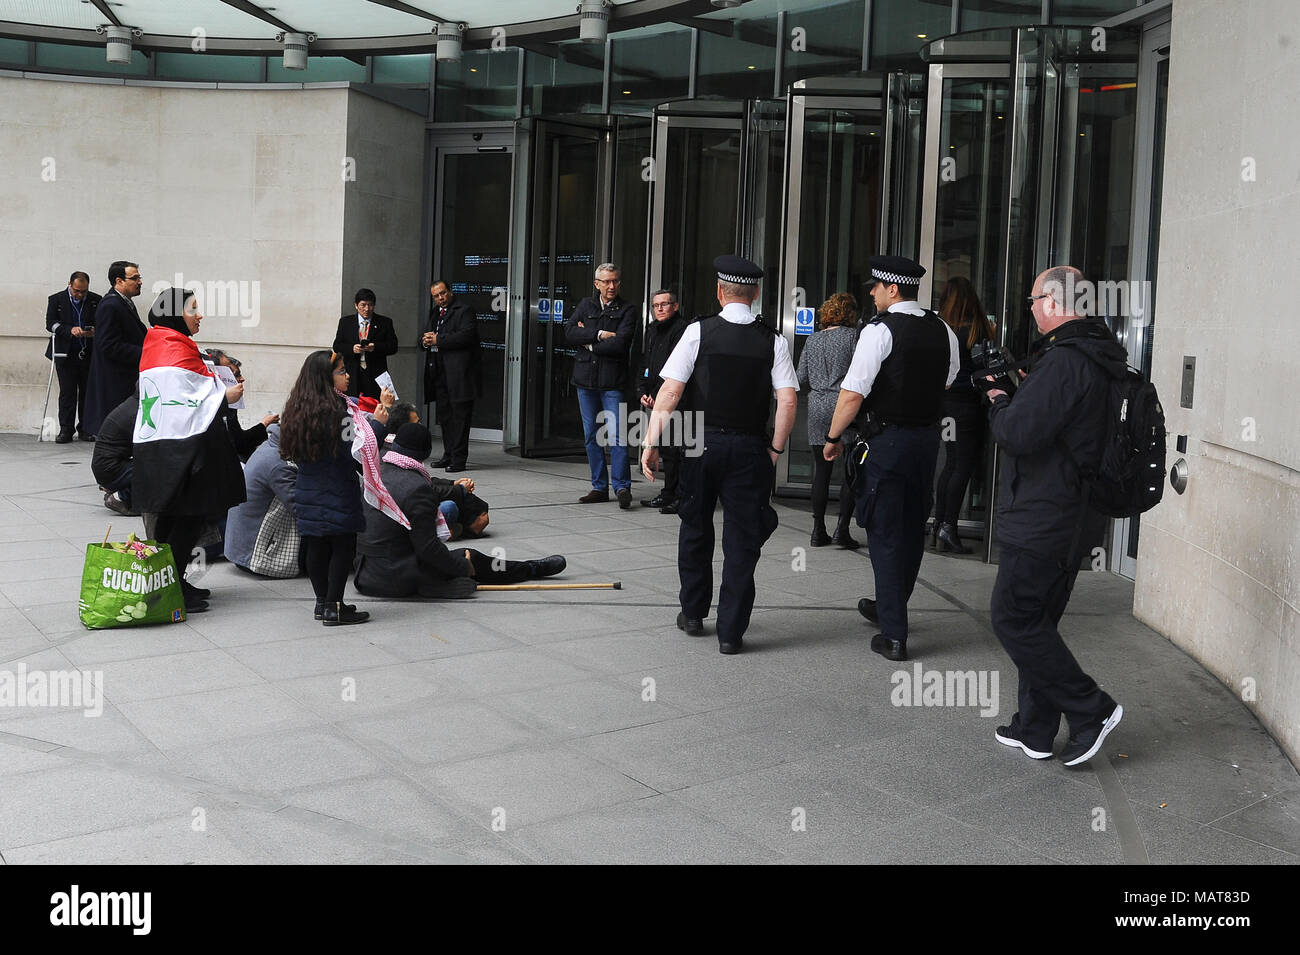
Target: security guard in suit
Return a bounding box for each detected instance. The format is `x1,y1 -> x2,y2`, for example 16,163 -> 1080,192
641,255 -> 798,655
824,256 -> 960,661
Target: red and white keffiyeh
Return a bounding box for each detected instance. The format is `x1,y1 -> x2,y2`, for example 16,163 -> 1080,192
338,390 -> 409,529
382,449 -> 451,541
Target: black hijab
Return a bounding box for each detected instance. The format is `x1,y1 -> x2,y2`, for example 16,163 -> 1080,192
148,286 -> 196,336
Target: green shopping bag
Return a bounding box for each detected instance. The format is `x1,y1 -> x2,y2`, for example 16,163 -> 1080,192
79,536 -> 187,629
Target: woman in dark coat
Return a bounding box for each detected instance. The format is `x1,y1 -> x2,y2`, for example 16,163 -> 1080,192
796,292 -> 861,548
132,287 -> 246,613
279,350 -> 392,626
932,276 -> 997,554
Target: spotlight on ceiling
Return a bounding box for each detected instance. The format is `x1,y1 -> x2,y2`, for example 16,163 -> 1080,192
710,0 -> 743,8
436,22 -> 465,63
96,25 -> 142,65
578,0 -> 611,44
277,31 -> 315,71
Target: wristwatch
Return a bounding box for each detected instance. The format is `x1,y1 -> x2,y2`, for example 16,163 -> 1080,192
767,444 -> 785,454
824,434 -> 841,445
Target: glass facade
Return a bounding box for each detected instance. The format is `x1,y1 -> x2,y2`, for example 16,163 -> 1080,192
784,0 -> 867,84
609,25 -> 691,114
154,52 -> 263,83
435,49 -> 518,122
522,43 -> 603,117
266,54 -> 364,84
374,54 -> 432,86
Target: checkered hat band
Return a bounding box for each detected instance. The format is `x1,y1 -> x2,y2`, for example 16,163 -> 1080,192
717,272 -> 758,285
872,269 -> 917,284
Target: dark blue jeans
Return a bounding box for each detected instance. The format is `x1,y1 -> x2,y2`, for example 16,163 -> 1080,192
577,386 -> 630,493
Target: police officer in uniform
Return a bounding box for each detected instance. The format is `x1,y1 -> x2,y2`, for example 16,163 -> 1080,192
824,255 -> 960,661
641,255 -> 798,655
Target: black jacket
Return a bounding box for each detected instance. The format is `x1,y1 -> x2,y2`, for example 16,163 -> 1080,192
83,290 -> 147,436
91,394 -> 137,488
354,460 -> 471,596
640,312 -> 689,399
333,312 -> 399,399
45,288 -> 102,361
565,295 -> 637,390
421,299 -> 480,404
988,319 -> 1129,557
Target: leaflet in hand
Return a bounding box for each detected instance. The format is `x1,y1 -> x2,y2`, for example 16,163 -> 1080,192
375,371 -> 399,401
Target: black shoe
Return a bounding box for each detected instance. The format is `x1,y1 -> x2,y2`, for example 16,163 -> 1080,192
832,525 -> 861,549
79,432 -> 96,442
929,521 -> 940,548
322,602 -> 371,626
578,489 -> 609,504
314,601 -> 357,620
446,465 -> 466,473
1061,704 -> 1124,767
181,580 -> 211,601
432,456 -> 451,468
526,555 -> 566,578
676,612 -> 704,636
719,640 -> 743,655
936,522 -> 972,555
658,501 -> 679,515
616,488 -> 633,510
184,598 -> 210,615
642,494 -> 666,508
995,723 -> 1054,760
869,634 -> 907,661
857,597 -> 879,625
810,523 -> 832,547
104,491 -> 132,516
55,431 -> 73,444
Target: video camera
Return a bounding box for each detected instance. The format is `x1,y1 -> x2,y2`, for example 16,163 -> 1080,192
970,341 -> 1023,397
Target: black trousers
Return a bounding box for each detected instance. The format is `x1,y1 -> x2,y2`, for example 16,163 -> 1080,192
934,396 -> 986,525
303,533 -> 357,603
54,354 -> 92,435
466,548 -> 534,584
154,513 -> 204,587
658,444 -> 682,503
991,544 -> 1115,746
677,432 -> 779,644
433,374 -> 473,466
856,425 -> 940,642
810,451 -> 854,527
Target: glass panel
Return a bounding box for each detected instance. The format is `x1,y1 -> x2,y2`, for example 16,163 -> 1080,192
787,107 -> 883,483
960,0 -> 1044,31
521,44 -> 603,117
784,0 -> 866,86
35,42 -> 148,76
696,19 -> 778,100
0,37 -> 29,66
266,55 -> 365,83
749,100 -> 787,327
611,118 -> 652,314
869,0 -> 953,71
610,25 -> 690,113
437,152 -> 513,432
374,54 -> 431,86
659,124 -> 742,317
154,52 -> 262,82
1051,0 -> 1135,24
436,48 -> 518,122
524,128 -> 599,453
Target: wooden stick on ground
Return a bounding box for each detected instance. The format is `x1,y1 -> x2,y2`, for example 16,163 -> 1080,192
475,581 -> 622,592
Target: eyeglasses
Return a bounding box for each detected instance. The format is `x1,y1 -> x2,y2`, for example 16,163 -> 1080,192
652,302 -> 675,309
1026,294 -> 1050,304
595,278 -> 621,285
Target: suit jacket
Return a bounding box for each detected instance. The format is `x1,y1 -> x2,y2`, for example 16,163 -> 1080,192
83,289 -> 147,436
45,288 -> 102,362
354,461 -> 472,596
421,299 -> 480,404
332,312 -> 399,399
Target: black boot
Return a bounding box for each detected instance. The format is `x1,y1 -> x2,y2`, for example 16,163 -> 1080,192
831,516 -> 860,550
810,520 -> 831,547
322,602 -> 370,626
929,520 -> 940,549
936,522 -> 972,555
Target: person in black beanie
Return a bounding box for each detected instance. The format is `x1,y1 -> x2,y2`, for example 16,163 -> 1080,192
354,423 -> 566,598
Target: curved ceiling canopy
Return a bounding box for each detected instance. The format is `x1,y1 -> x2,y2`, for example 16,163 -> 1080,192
0,0 -> 726,53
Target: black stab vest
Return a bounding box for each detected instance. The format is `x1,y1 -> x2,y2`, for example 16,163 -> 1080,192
863,309 -> 950,427
687,316 -> 776,436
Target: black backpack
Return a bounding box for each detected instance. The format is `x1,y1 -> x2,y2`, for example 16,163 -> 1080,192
1057,341 -> 1167,518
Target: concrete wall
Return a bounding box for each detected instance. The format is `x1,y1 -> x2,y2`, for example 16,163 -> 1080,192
0,76 -> 427,431
1134,0 -> 1300,765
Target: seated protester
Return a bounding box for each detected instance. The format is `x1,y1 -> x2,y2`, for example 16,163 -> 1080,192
206,349 -> 278,462
91,393 -> 140,516
354,423 -> 563,598
384,401 -> 489,537
224,423 -> 303,578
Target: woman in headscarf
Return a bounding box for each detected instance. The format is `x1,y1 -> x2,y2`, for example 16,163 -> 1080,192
132,287 -> 246,613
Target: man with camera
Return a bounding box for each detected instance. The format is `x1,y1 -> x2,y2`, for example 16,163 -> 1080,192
823,255 -> 960,662
979,265 -> 1126,766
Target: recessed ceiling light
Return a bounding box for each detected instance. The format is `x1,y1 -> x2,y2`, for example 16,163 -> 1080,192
746,65 -> 756,70
469,67 -> 477,72
622,90 -> 631,94
917,34 -> 927,39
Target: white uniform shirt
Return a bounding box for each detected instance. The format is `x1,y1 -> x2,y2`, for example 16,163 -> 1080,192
659,301 -> 800,392
840,300 -> 961,398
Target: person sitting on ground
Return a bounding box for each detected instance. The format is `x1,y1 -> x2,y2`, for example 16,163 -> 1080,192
224,423 -> 303,578
206,348 -> 278,462
383,401 -> 489,538
92,393 -> 139,516
353,423 -> 563,599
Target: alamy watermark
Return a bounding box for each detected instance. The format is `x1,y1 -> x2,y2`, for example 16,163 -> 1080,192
890,663 -> 999,717
1042,276 -> 1152,323
0,664 -> 103,717
595,403 -> 704,456
150,272 -> 260,327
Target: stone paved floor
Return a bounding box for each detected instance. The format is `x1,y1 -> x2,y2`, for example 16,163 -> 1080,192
0,432 -> 1296,864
